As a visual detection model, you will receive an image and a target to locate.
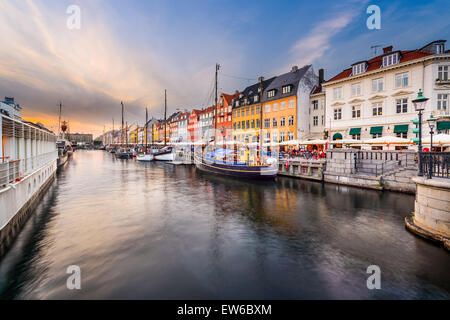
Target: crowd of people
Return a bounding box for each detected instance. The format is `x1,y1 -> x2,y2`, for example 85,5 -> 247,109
279,147 -> 326,160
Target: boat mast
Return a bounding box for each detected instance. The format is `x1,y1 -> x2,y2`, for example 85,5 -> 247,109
57,101 -> 62,139
258,76 -> 263,165
112,118 -> 114,145
214,63 -> 220,149
145,107 -> 148,153
121,101 -> 124,148
164,89 -> 167,147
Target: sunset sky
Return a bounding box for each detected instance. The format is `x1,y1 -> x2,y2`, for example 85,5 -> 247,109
1,0 -> 449,137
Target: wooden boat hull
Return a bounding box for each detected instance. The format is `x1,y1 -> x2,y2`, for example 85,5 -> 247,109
196,160 -> 278,179
154,152 -> 175,161
116,152 -> 133,159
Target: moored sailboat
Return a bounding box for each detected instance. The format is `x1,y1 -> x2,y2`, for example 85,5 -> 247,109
136,107 -> 154,162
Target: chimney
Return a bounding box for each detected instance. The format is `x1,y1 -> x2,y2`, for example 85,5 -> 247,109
291,65 -> 298,72
318,69 -> 324,85
258,76 -> 264,83
383,46 -> 393,54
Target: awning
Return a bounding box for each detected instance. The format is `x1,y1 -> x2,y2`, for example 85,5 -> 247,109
437,121 -> 450,130
349,128 -> 361,135
393,124 -> 409,134
370,126 -> 383,135
333,133 -> 343,140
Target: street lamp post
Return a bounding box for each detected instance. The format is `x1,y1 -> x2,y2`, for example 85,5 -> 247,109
412,89 -> 429,176
427,114 -> 437,178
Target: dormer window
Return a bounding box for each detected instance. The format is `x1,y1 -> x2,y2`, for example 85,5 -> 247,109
235,100 -> 240,107
282,85 -> 292,94
267,90 -> 276,98
382,53 -> 399,67
244,98 -> 248,105
352,62 -> 366,75
436,43 -> 444,54
254,95 -> 259,102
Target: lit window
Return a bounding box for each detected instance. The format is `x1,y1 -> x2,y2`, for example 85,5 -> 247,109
265,104 -> 271,113
395,72 -> 409,88
372,102 -> 383,116
267,90 -> 276,98
288,132 -> 294,140
282,85 -> 291,94
254,95 -> 259,102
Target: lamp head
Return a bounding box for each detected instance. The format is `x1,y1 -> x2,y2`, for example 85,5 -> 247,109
413,89 -> 429,111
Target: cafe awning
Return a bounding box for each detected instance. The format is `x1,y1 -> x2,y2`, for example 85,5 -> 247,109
370,126 -> 383,135
349,128 -> 361,135
333,133 -> 343,140
394,125 -> 409,134
437,121 -> 450,131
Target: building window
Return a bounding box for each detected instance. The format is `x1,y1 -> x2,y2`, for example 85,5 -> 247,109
288,99 -> 294,109
438,66 -> 449,81
352,134 -> 361,140
395,72 -> 409,88
352,105 -> 361,118
382,53 -> 399,67
272,118 -> 278,127
372,102 -> 383,116
265,133 -> 270,141
352,63 -> 366,75
237,122 -> 241,129
288,131 -> 294,141
333,87 -> 343,99
272,132 -> 278,142
241,121 -> 245,129
254,95 -> 259,102
313,116 -> 318,126
321,116 -> 324,125
373,133 -> 382,138
396,98 -> 408,113
233,123 -> 236,130
436,44 -> 444,54
235,100 -> 240,107
371,78 -> 383,92
246,120 -> 250,129
312,100 -> 318,110
351,83 -> 361,96
250,120 -> 254,128
267,90 -> 276,98
272,103 -> 278,112
246,108 -> 250,116
437,94 -> 448,110
256,106 -> 260,113
396,132 -> 407,138
265,104 -> 271,113
282,85 -> 291,94
280,101 -> 286,110
280,132 -> 286,142
264,119 -> 270,128
251,107 -> 255,115
280,117 -> 286,127
334,108 -> 342,120
288,116 -> 294,126
256,119 -> 260,128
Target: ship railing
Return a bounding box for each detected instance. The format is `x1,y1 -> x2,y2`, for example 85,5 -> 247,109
0,151 -> 58,189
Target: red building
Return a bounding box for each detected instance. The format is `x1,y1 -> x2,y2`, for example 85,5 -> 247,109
217,91 -> 239,140
187,109 -> 201,142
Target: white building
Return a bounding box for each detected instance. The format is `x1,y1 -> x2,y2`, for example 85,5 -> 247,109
309,69 -> 326,139
322,40 -> 450,150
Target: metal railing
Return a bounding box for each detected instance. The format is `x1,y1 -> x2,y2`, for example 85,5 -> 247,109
419,152 -> 450,179
0,151 -> 58,188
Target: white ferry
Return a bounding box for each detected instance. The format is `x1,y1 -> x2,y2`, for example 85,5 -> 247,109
0,97 -> 58,257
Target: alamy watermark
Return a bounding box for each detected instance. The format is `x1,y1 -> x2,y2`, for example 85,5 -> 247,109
66,5 -> 81,30
366,5 -> 381,30
366,265 -> 381,290
66,265 -> 81,290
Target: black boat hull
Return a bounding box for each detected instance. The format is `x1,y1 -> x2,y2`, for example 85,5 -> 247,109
196,160 -> 277,179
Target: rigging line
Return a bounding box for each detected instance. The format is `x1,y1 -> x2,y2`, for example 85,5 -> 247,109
202,73 -> 216,107
221,73 -> 257,81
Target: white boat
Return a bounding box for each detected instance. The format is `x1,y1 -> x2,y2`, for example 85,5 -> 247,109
154,146 -> 175,161
136,153 -> 154,162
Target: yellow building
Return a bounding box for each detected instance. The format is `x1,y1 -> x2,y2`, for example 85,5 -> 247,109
262,65 -> 317,144
232,77 -> 276,163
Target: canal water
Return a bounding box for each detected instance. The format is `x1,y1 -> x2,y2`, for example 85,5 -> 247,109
0,150 -> 449,299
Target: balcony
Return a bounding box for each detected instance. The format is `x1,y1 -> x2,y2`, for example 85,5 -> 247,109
435,78 -> 450,85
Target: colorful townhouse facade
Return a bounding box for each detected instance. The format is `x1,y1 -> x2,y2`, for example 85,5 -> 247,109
262,65 -> 318,144
199,106 -> 216,142
232,77 -> 275,144
322,40 -> 450,149
217,92 -> 239,141
187,109 -> 201,142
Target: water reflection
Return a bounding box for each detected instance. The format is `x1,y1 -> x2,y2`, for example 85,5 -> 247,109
0,150 -> 449,299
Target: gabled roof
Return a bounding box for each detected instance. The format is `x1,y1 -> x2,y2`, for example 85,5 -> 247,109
310,85 -> 323,95
326,48 -> 434,83
233,77 -> 276,108
221,92 -> 240,105
263,65 -> 312,102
